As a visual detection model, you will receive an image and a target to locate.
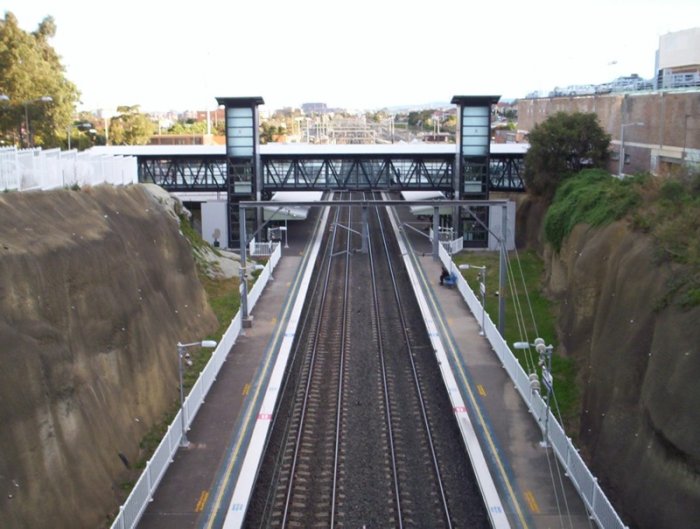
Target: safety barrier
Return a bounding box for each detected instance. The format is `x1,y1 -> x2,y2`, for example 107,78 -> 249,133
0,146 -> 137,191
109,243 -> 282,529
440,245 -> 627,529
248,238 -> 277,257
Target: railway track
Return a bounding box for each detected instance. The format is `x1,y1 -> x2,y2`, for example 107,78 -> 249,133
244,193 -> 489,529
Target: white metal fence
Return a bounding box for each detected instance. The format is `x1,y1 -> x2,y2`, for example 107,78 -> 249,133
0,146 -> 137,191
110,243 -> 282,529
440,245 -> 627,529
249,237 -> 277,257
429,228 -> 464,256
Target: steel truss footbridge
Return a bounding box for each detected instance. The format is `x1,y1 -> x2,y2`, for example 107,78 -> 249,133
94,143 -> 526,195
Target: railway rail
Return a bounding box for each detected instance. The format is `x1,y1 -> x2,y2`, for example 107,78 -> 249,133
244,193 -> 489,528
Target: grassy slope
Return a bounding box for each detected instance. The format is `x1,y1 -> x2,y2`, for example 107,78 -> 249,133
453,250 -> 579,427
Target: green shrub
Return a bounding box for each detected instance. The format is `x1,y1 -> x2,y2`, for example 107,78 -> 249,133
544,169 -> 642,251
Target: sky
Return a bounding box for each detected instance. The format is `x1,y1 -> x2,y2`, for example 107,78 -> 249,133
3,0 -> 699,113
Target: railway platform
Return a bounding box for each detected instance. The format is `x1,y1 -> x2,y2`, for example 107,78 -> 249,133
135,212 -> 318,529
136,203 -> 595,529
412,252 -> 593,529
394,198 -> 594,529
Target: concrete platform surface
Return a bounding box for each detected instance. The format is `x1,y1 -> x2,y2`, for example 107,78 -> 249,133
135,205 -> 595,529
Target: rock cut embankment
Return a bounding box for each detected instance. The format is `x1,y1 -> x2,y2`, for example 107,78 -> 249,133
0,185 -> 217,528
544,221 -> 700,529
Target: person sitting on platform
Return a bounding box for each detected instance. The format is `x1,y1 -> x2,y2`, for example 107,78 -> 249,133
440,266 -> 450,285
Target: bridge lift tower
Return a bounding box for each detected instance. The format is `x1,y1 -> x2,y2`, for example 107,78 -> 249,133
452,95 -> 500,247
216,96 -> 265,247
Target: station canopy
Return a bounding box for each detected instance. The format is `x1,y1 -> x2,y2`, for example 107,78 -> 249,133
263,191 -> 323,221
401,190 -> 452,216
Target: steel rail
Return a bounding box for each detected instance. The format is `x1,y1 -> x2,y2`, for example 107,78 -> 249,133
330,195 -> 352,527
374,203 -> 454,529
280,194 -> 345,528
367,192 -> 405,529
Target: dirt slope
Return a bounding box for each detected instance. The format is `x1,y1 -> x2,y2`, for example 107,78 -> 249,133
0,185 -> 217,528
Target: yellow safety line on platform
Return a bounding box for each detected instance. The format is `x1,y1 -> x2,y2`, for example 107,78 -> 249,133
203,214 -> 322,529
195,490 -> 209,512
242,383 -> 251,396
409,251 -> 530,529
204,283 -> 294,529
524,490 -> 540,513
204,290 -> 291,529
477,384 -> 487,396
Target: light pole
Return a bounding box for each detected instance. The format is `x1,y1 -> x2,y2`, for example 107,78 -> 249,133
459,263 -> 486,336
280,221 -> 289,249
67,121 -> 93,150
22,96 -> 53,148
177,339 -> 217,447
514,338 -> 553,447
618,121 -> 644,177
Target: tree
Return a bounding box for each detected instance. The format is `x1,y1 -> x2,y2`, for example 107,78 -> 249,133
0,12 -> 80,147
523,112 -> 611,199
108,105 -> 155,145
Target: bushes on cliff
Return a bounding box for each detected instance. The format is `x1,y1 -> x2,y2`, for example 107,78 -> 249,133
633,172 -> 700,307
544,169 -> 643,251
545,169 -> 700,307
524,112 -> 611,200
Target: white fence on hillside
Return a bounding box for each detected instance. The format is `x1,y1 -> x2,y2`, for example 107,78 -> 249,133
0,146 -> 137,191
440,244 -> 628,529
110,243 -> 282,529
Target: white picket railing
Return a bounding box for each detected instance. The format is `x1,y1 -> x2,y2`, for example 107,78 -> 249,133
439,244 -> 627,529
110,243 -> 282,529
249,238 -> 277,257
0,146 -> 137,191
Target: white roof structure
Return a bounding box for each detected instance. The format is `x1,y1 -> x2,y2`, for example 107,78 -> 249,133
88,143 -> 529,157
263,191 -> 323,221
401,190 -> 453,216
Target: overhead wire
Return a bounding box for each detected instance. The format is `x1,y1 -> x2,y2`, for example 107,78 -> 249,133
503,246 -> 538,374
504,245 -> 582,528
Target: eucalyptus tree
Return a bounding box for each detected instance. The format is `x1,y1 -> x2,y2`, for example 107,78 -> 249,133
0,12 -> 79,147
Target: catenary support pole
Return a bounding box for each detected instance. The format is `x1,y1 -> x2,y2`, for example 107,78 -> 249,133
498,204 -> 507,335
432,206 -> 440,260
239,206 -> 250,326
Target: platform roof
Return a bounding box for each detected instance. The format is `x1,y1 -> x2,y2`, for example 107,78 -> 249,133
263,191 -> 323,221
401,190 -> 453,216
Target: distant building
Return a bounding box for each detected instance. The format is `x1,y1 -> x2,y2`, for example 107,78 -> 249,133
656,27 -> 700,89
149,134 -> 224,146
195,108 -> 225,125
302,102 -> 328,114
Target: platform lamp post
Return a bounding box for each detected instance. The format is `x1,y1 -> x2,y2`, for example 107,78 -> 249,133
177,339 -> 217,447
459,263 -> 486,336
22,96 -> 53,148
514,338 -> 553,447
280,220 -> 289,249
618,121 -> 644,177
